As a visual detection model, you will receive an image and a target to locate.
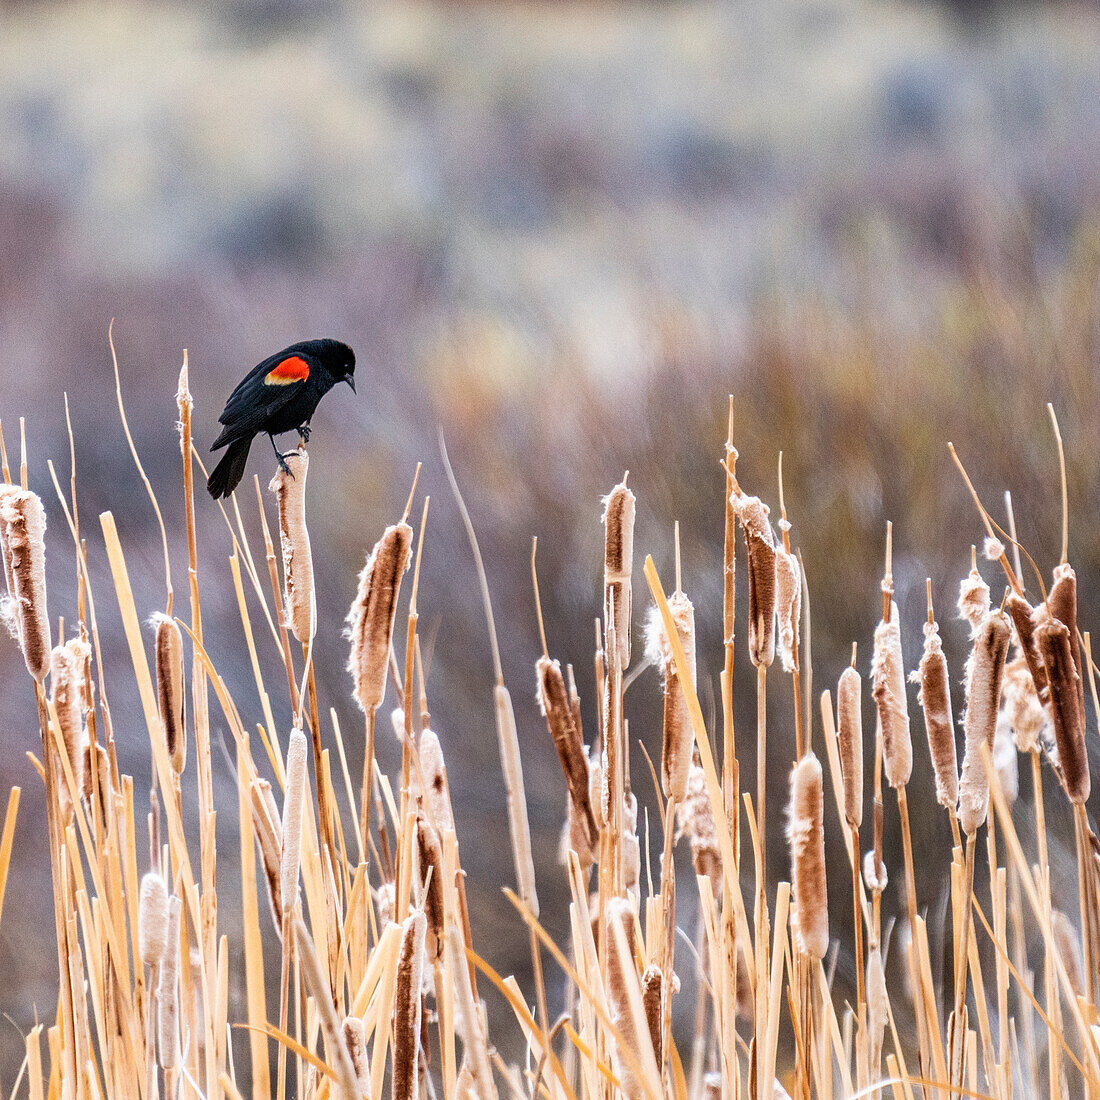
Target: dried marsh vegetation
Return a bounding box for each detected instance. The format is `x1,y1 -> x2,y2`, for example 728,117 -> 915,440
2,372 -> 1100,1100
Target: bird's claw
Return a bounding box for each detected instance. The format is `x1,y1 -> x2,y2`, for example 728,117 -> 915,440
275,452 -> 295,477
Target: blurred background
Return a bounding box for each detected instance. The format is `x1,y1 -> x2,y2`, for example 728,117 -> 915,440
2,0 -> 1100,1086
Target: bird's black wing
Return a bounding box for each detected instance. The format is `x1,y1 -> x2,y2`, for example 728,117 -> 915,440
211,349 -> 313,449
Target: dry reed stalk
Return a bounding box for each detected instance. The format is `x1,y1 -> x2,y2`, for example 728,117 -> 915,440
603,478 -> 635,671
958,610 -> 1011,835
866,943 -> 888,1080
1037,618 -> 1090,803
0,488 -> 51,680
292,919 -> 360,1100
494,683 -> 540,918
914,610 -> 957,811
788,753 -> 828,960
775,539 -> 801,675
675,757 -> 720,890
49,638 -> 88,817
1052,910 -> 1085,999
268,446 -> 315,643
393,908 -> 428,1100
873,599 -> 911,789
280,727 -> 309,916
837,663 -> 863,830
158,894 -> 182,1072
644,591 -> 697,803
730,486 -> 776,669
249,778 -> 283,927
537,655 -> 598,847
152,613 -> 186,774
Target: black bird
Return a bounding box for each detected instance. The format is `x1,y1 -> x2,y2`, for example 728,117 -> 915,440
207,339 -> 356,499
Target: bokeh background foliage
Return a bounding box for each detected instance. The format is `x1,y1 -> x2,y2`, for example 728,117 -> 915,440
1,0 -> 1099,1084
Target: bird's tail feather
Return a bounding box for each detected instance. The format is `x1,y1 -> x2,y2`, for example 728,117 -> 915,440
207,438 -> 251,499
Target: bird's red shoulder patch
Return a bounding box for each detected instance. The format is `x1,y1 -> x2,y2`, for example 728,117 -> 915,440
263,356 -> 310,386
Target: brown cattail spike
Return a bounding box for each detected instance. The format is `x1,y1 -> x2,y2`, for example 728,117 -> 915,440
641,964 -> 664,1069
1049,563 -> 1086,727
775,538 -> 801,673
730,487 -> 777,668
675,756 -> 720,890
347,522 -> 414,712
602,478 -> 635,671
415,814 -> 445,957
644,591 -> 697,803
873,600 -> 911,789
1006,591 -> 1047,701
392,909 -> 427,1100
788,752 -> 828,960
1037,617 -> 1090,803
152,614 -> 186,774
914,614 -> 957,810
0,489 -> 51,680
837,664 -> 863,829
49,638 -> 88,815
537,656 -> 598,847
269,446 -> 315,643
958,610 -> 1011,835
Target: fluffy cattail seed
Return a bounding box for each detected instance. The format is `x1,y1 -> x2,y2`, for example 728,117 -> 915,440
269,447 -> 315,643
775,541 -> 801,673
873,600 -> 911,789
837,665 -> 863,829
863,849 -> 887,892
622,791 -> 640,902
49,638 -> 88,815
343,1017 -> 369,1095
993,709 -> 1018,805
602,479 -> 635,671
347,522 -> 413,712
280,727 -> 309,915
152,614 -> 186,774
537,656 -> 598,847
958,610 -> 1011,835
914,618 -> 957,810
157,894 -> 182,1070
644,591 -> 697,803
1002,657 -> 1047,754
788,753 -> 828,960
0,489 -> 51,680
675,758 -> 720,890
731,487 -> 777,668
393,909 -> 428,1100
957,561 -> 990,638
1037,618 -> 1090,803
418,727 -> 455,834
138,871 -> 169,968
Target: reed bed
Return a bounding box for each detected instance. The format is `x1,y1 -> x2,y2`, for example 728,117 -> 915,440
2,371 -> 1100,1100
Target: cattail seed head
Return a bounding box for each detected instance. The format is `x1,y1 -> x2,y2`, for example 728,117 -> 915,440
863,849 -> 887,892
416,814 -> 445,956
958,610 -> 1011,835
537,655 -> 598,847
1002,656 -> 1047,754
393,909 -> 428,1100
82,740 -> 111,824
775,541 -> 801,673
641,964 -> 663,1069
157,894 -> 182,1070
914,619 -> 957,810
788,752 -> 828,960
138,871 -> 169,968
343,1017 -> 369,1094
622,791 -> 640,902
1049,563 -> 1086,722
346,522 -> 413,712
837,665 -> 863,829
1037,617 -> 1090,803
675,758 -> 720,890
604,897 -> 644,1099
0,489 -> 51,680
418,727 -> 455,834
1004,590 -> 1047,699
49,638 -> 88,815
602,479 -> 635,670
152,613 -> 186,774
731,488 -> 777,668
644,591 -> 697,803
873,600 -> 911,789
280,726 -> 309,915
269,447 -> 316,643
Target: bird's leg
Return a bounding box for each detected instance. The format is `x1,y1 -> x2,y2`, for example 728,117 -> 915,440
269,433 -> 293,476
297,422 -> 311,444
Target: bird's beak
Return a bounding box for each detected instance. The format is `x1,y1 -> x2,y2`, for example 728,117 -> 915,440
346,376 -> 356,393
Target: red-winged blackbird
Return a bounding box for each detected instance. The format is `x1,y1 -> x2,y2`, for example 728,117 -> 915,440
207,338 -> 356,499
